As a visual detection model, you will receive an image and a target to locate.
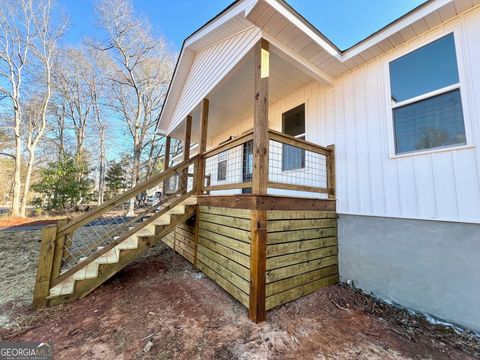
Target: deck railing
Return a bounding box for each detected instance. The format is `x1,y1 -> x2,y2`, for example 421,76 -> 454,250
33,156 -> 198,307
198,129 -> 335,198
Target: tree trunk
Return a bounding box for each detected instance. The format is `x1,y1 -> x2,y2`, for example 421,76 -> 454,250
126,145 -> 142,216
20,149 -> 35,217
11,118 -> 22,217
97,126 -> 106,205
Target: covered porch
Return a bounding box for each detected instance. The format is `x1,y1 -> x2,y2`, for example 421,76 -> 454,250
159,37 -> 338,323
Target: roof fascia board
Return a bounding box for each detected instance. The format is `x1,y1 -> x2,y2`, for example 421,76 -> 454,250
341,0 -> 453,61
185,0 -> 256,49
263,0 -> 341,59
262,32 -> 334,86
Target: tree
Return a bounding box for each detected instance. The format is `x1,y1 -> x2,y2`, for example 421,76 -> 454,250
32,155 -> 91,211
0,0 -> 64,216
95,0 -> 174,215
105,160 -> 127,198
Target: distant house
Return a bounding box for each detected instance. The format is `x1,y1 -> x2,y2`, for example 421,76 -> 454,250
158,0 -> 480,331
36,0 -> 480,332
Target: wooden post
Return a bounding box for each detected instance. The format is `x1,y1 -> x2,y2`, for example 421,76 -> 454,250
181,116 -> 192,193
193,99 -> 209,272
252,38 -> 269,195
327,144 -> 336,199
249,209 -> 267,322
33,224 -> 58,308
162,136 -> 171,196
51,219 -> 68,280
249,38 -> 269,323
195,99 -> 209,195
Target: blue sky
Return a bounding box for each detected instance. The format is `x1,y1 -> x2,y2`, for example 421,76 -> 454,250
59,0 -> 426,51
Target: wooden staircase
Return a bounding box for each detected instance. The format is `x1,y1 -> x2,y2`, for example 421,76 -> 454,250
33,156 -> 199,308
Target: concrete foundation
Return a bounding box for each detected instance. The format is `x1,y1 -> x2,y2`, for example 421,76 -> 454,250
338,214 -> 480,333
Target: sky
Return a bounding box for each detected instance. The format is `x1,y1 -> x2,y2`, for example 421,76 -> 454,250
59,0 -> 426,51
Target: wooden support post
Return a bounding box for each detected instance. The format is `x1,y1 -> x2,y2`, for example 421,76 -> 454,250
249,38 -> 269,323
327,144 -> 336,199
33,224 -> 58,308
51,219 -> 69,280
181,116 -> 192,193
252,38 -> 269,195
195,99 -> 209,195
249,209 -> 267,322
162,136 -> 171,196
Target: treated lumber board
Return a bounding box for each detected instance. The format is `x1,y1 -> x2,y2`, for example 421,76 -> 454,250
197,244 -> 250,280
266,265 -> 338,297
266,237 -> 338,257
198,213 -> 251,231
266,274 -> 339,310
202,131 -> 253,158
174,245 -> 194,263
175,235 -> 196,250
204,182 -> 253,192
196,98 -> 209,194
267,210 -> 336,220
196,253 -> 250,294
249,209 -> 267,323
198,221 -> 251,243
267,218 -> 336,232
199,206 -> 251,220
196,194 -> 336,211
267,228 -> 337,244
268,129 -> 332,157
33,225 -> 57,308
327,144 -> 336,198
252,38 -> 269,195
174,239 -> 195,257
197,240 -> 250,268
176,226 -> 195,238
266,246 -> 338,270
197,260 -> 249,307
268,182 -> 329,195
48,237 -> 151,306
266,255 -> 338,283
198,229 -> 250,255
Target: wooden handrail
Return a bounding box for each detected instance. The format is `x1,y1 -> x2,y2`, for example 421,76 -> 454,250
268,129 -> 332,156
202,130 -> 254,159
51,190 -> 195,287
57,155 -> 199,237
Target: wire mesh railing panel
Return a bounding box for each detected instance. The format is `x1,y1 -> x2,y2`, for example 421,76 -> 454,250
268,139 -> 328,190
61,167 -> 192,270
203,140 -> 253,190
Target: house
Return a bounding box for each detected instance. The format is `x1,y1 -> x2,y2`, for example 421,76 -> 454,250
34,0 -> 480,332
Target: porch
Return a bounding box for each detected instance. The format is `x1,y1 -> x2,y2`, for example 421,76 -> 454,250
160,38 -> 337,322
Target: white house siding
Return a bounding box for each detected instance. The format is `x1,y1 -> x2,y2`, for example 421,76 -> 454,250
206,6 -> 480,224
168,26 -> 261,134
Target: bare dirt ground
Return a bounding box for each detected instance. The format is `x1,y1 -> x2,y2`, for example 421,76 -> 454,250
1,227 -> 479,360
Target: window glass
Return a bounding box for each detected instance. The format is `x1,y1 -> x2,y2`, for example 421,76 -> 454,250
217,151 -> 227,181
390,33 -> 459,104
282,104 -> 305,171
394,90 -> 466,153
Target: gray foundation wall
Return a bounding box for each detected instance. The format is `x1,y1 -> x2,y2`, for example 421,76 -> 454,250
338,214 -> 480,333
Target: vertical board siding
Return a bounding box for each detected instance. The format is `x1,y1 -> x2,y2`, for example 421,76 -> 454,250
204,7 -> 480,224
168,27 -> 261,133
265,210 -> 339,310
197,206 -> 251,307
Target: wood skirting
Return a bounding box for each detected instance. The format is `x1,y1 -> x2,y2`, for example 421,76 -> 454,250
162,195 -> 338,322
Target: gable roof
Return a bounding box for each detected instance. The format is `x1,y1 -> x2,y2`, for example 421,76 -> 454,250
158,0 -> 479,134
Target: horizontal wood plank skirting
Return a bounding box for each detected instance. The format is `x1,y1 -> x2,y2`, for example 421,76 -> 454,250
196,194 -> 336,211
195,206 -> 252,307
264,208 -> 339,310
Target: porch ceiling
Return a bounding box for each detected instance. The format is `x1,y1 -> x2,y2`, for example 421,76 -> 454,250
169,44 -> 315,144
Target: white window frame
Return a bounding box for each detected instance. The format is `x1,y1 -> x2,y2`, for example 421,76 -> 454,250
384,27 -> 474,159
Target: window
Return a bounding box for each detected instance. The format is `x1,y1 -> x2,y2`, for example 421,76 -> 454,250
282,104 -> 305,170
217,151 -> 227,181
389,33 -> 466,154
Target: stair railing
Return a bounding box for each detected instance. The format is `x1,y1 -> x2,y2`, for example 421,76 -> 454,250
33,155 -> 199,308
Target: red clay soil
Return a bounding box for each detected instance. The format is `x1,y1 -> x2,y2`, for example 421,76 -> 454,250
0,216 -> 56,228
1,246 -> 479,360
